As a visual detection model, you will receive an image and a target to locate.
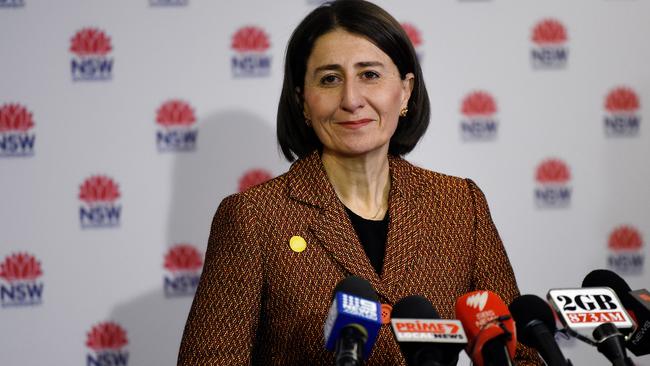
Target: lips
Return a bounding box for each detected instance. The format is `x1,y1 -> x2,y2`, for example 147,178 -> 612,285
337,118 -> 373,129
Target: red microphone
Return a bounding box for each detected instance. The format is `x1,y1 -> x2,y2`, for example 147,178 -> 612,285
455,290 -> 517,366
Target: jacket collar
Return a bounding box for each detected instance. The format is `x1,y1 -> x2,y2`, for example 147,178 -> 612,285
287,150 -> 429,303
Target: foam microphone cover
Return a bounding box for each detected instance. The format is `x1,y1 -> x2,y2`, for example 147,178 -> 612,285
509,294 -> 557,347
509,295 -> 570,366
455,291 -> 517,365
582,269 -> 633,308
332,275 -> 380,302
391,295 -> 461,366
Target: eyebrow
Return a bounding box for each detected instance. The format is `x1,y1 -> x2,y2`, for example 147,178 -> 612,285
313,61 -> 385,74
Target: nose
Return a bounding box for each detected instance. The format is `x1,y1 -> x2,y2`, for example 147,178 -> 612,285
340,79 -> 365,113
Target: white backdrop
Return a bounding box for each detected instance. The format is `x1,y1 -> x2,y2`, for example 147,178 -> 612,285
1,0 -> 649,365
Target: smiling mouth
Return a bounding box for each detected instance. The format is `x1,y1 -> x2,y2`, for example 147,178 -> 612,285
338,119 -> 373,128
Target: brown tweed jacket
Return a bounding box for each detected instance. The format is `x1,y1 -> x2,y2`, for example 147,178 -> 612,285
178,151 -> 541,365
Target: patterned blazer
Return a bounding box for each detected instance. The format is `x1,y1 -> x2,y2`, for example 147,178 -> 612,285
178,151 -> 541,365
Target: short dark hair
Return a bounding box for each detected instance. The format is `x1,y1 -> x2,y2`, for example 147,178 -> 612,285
277,0 -> 430,162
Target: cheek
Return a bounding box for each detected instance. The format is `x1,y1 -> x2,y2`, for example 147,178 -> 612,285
303,91 -> 323,115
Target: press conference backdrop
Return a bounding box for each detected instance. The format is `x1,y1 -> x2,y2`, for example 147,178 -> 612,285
1,0 -> 648,365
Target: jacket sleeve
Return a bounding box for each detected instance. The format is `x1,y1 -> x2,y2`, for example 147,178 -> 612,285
466,179 -> 543,366
177,194 -> 263,365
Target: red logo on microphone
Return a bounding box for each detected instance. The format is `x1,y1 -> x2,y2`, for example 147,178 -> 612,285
163,244 -> 203,297
604,87 -> 641,137
0,103 -> 36,157
534,158 -> 572,208
79,175 -> 122,228
531,18 -> 568,69
231,26 -> 272,77
85,322 -> 130,365
460,91 -> 498,141
0,252 -> 44,307
608,225 -> 644,274
238,169 -> 273,193
70,27 -> 114,81
155,99 -> 198,152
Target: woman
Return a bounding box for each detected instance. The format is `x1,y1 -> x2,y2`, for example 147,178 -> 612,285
178,1 -> 540,365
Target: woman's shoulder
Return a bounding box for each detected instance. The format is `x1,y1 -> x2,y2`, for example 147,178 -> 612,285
390,156 -> 474,196
222,171 -> 292,209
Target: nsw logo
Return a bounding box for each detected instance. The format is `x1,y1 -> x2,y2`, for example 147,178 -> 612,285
155,100 -> 198,152
531,18 -> 568,69
0,0 -> 24,7
608,225 -> 644,275
238,168 -> 273,193
86,322 -> 129,366
460,91 -> 498,141
534,158 -> 572,208
401,22 -> 423,60
231,26 -> 272,77
149,0 -> 187,6
70,28 -> 114,81
163,244 -> 202,297
79,175 -> 122,229
604,87 -> 641,137
0,103 -> 36,157
0,252 -> 44,307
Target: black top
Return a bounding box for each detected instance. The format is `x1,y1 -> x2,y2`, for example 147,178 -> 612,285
344,206 -> 389,275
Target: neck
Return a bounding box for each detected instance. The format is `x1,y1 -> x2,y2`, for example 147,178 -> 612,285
321,149 -> 390,220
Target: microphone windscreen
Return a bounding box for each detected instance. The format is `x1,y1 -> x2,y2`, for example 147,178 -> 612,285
582,269 -> 633,307
391,295 -> 439,319
509,294 -> 557,347
333,275 -> 379,302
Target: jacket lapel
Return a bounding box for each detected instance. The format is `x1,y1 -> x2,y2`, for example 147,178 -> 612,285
287,152 -> 382,291
379,157 -> 428,300
286,152 -> 427,302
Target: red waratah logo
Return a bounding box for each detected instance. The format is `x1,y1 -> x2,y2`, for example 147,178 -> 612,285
401,23 -> 422,48
0,104 -> 34,133
79,176 -> 121,204
461,91 -> 497,117
609,226 -> 643,251
0,253 -> 42,283
164,244 -> 203,273
238,169 -> 273,192
70,28 -> 112,56
86,322 -> 128,351
536,159 -> 570,184
156,100 -> 196,127
231,26 -> 270,52
606,87 -> 640,113
532,19 -> 567,45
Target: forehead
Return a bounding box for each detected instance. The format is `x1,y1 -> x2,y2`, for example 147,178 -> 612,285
306,29 -> 394,70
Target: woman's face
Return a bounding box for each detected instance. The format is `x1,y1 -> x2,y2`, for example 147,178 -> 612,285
302,29 -> 414,158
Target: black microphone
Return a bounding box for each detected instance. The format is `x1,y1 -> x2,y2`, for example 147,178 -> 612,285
583,269 -> 650,356
509,294 -> 571,366
390,295 -> 466,366
593,322 -> 634,366
323,276 -> 382,366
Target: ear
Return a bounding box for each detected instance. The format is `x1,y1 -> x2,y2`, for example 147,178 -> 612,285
295,87 -> 310,118
401,72 -> 415,109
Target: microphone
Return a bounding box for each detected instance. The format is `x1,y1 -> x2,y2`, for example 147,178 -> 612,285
324,276 -> 382,366
390,295 -> 467,366
547,286 -> 634,344
593,322 -> 634,366
455,291 -> 516,366
509,294 -> 571,366
583,269 -> 650,356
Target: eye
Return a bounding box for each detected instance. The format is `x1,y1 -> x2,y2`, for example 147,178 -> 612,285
361,70 -> 380,80
319,74 -> 341,86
